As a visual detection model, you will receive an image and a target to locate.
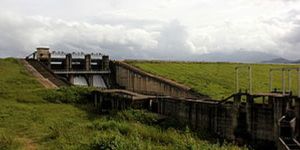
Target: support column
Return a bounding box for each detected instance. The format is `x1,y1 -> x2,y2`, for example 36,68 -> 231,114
68,74 -> 74,84
66,53 -> 73,83
273,96 -> 280,144
246,95 -> 254,140
48,53 -> 51,69
232,94 -> 241,139
85,54 -> 91,71
102,55 -> 109,71
66,53 -> 72,71
88,75 -> 93,87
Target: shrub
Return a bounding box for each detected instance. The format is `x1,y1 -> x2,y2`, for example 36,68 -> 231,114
112,109 -> 159,125
91,120 -> 134,136
43,86 -> 93,104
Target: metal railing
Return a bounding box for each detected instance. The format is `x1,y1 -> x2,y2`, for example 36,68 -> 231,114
52,69 -> 111,74
235,66 -> 252,94
270,68 -> 300,97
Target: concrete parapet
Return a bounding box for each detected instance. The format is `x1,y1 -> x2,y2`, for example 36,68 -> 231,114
113,61 -> 207,99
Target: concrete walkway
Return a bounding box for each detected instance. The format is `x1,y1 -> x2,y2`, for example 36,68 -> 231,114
20,59 -> 58,89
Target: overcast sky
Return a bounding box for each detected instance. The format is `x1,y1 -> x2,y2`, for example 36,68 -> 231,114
0,0 -> 300,60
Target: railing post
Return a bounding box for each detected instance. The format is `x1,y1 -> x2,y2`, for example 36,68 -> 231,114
282,69 -> 285,95
298,68 -> 300,98
249,66 -> 252,94
288,69 -> 291,93
270,69 -> 273,92
236,67 -> 239,93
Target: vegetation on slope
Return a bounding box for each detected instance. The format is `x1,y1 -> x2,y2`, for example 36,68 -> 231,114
128,61 -> 300,99
0,58 -> 244,149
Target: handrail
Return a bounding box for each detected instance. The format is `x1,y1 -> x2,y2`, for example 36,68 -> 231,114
27,60 -> 71,86
53,70 -> 111,74
218,93 -> 237,104
269,67 -> 300,97
25,52 -> 36,60
279,137 -> 291,150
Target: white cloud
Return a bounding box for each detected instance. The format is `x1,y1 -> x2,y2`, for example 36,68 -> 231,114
1,0 -> 300,60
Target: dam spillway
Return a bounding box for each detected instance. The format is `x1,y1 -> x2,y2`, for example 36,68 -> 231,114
26,47 -> 110,88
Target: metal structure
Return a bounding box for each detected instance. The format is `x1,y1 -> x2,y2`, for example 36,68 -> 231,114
235,66 -> 252,94
269,68 -> 300,97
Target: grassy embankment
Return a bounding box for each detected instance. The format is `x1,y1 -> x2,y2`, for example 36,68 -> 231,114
0,58 -> 244,149
128,61 -> 300,100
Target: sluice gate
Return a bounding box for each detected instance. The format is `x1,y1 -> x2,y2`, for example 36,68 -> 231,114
26,47 -> 111,87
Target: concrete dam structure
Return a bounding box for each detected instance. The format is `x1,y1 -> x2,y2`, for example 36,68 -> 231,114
104,61 -> 300,149
25,48 -> 300,149
26,47 -> 110,88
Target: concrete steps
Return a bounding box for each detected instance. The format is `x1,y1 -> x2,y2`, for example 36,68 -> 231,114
26,59 -> 70,87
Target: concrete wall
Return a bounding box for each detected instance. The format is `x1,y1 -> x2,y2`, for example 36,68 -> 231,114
154,97 -> 233,138
216,103 -> 235,139
249,104 -> 274,141
153,97 -> 285,145
114,61 -> 206,99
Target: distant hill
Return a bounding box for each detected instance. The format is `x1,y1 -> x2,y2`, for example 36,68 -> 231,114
261,58 -> 300,64
292,59 -> 300,64
196,51 -> 279,63
261,57 -> 292,64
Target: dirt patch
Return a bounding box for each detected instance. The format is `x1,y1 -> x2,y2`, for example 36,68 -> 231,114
16,137 -> 37,150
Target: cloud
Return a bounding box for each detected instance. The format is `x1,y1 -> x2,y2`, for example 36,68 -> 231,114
0,12 -> 198,60
1,0 -> 300,60
0,13 -> 159,59
153,20 -> 196,59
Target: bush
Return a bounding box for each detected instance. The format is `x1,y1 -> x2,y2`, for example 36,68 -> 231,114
89,132 -> 139,150
43,86 -> 93,104
112,109 -> 159,125
91,120 -> 134,136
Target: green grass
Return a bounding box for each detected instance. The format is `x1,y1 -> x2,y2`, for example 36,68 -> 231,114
0,58 -> 244,149
127,61 -> 300,99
